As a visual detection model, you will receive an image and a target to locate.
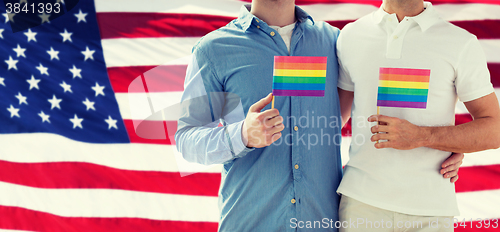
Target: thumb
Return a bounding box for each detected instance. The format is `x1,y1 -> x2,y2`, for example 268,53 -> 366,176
249,93 -> 273,113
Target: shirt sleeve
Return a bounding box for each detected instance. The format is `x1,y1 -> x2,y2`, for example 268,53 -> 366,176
455,36 -> 495,102
174,46 -> 253,165
336,31 -> 355,92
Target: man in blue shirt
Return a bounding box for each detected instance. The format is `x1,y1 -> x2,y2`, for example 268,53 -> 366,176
175,0 -> 462,231
176,0 -> 342,231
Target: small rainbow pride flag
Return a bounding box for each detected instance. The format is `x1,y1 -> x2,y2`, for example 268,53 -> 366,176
273,56 -> 327,97
377,67 -> 431,109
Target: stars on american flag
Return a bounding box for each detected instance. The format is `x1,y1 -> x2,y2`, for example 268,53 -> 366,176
24,29 -> 37,42
39,12 -> 51,24
82,98 -> 95,111
60,29 -> 73,42
0,8 -> 124,139
7,105 -> 20,118
38,111 -> 50,123
36,63 -> 49,76
2,13 -> 15,23
92,83 -> 105,97
47,47 -> 59,60
75,10 -> 88,23
105,116 -> 118,129
15,92 -> 28,105
69,114 -> 83,129
60,81 -> 72,93
26,76 -> 40,90
69,65 -> 82,78
81,46 -> 95,61
13,44 -> 26,58
48,95 -> 62,110
5,56 -> 18,70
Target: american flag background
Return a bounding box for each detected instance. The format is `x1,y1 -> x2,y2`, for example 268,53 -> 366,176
0,0 -> 499,231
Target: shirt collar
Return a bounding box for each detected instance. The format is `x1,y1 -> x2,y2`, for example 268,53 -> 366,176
373,1 -> 441,32
373,4 -> 387,25
238,4 -> 314,32
412,2 -> 441,32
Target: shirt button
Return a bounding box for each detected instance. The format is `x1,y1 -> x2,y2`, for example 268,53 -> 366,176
393,35 -> 398,39
256,19 -> 259,23
294,164 -> 299,170
257,25 -> 260,29
270,31 -> 275,36
388,18 -> 392,22
291,198 -> 296,204
294,126 -> 298,131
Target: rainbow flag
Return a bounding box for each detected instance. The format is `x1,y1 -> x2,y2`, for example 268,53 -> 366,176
377,67 -> 431,109
273,56 -> 327,97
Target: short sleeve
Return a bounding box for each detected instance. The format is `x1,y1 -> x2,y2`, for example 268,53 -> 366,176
336,31 -> 355,91
455,36 -> 494,102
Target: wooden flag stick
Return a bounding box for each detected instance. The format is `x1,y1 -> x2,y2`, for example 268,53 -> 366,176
272,96 -> 275,109
376,106 -> 380,143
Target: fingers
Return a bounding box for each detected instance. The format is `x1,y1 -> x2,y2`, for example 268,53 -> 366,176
371,133 -> 389,142
371,125 -> 390,133
260,108 -> 280,119
441,153 -> 465,168
442,170 -> 458,179
255,109 -> 280,129
269,123 -> 285,134
249,93 -> 273,113
368,114 -> 395,125
440,153 -> 463,183
374,141 -> 392,149
266,115 -> 283,127
367,115 -> 379,122
440,161 -> 462,175
262,131 -> 282,146
440,153 -> 464,184
271,132 -> 282,143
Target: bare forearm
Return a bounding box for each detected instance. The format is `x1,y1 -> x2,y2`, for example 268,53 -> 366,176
341,109 -> 351,128
421,117 -> 500,153
371,93 -> 500,152
338,88 -> 354,128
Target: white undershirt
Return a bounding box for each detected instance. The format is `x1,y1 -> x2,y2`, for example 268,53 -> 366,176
270,22 -> 296,54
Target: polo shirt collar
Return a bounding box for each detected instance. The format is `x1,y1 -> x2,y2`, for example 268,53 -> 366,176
373,4 -> 387,25
412,2 -> 441,32
238,4 -> 314,32
373,1 -> 440,32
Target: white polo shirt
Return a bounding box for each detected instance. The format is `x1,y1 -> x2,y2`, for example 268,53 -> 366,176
337,2 -> 494,216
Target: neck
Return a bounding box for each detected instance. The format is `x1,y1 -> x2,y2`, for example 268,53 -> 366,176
250,0 -> 296,27
382,0 -> 425,22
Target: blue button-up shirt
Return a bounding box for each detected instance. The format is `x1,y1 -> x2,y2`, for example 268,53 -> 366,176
175,5 -> 342,231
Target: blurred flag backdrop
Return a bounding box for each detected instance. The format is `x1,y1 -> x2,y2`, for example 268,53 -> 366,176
0,0 -> 499,231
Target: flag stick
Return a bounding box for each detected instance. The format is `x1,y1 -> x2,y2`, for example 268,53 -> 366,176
376,106 -> 380,144
272,96 -> 275,109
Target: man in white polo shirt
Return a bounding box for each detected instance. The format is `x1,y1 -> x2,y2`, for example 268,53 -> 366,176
336,0 -> 500,231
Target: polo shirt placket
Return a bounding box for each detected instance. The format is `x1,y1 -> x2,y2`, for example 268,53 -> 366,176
384,15 -> 413,59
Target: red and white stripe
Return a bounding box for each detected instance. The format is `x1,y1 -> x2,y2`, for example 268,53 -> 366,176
1,0 -> 499,231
